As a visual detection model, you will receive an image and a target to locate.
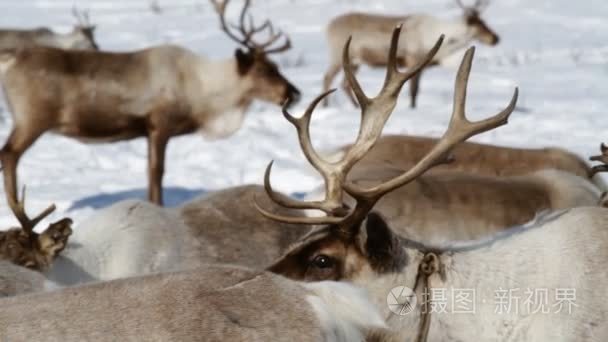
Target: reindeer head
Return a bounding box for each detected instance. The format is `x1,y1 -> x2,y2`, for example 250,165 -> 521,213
71,7 -> 99,50
211,0 -> 301,108
590,143 -> 608,207
0,188 -> 72,271
257,26 -> 517,282
456,0 -> 499,46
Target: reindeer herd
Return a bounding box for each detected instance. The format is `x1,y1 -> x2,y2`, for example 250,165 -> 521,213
0,1 -> 606,341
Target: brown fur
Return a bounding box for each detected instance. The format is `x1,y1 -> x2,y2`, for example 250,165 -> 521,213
337,168 -> 598,244
0,26 -> 98,50
0,218 -> 72,270
340,134 -> 593,179
0,43 -> 298,206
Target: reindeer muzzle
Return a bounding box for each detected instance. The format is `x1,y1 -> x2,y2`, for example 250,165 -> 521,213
284,84 -> 302,108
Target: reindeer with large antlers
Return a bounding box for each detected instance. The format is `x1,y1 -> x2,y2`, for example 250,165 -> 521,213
0,0 -> 299,205
262,27 -> 608,341
323,0 -> 498,108
0,7 -> 98,50
0,187 -> 72,271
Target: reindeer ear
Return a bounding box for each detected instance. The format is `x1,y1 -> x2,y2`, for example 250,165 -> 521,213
235,49 -> 254,75
363,212 -> 397,265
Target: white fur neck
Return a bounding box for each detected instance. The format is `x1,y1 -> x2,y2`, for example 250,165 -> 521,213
192,57 -> 254,139
434,16 -> 477,60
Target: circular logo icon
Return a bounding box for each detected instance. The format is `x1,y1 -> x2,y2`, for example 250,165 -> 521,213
387,286 -> 417,315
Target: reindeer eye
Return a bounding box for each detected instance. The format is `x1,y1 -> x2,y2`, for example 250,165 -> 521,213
311,254 -> 334,269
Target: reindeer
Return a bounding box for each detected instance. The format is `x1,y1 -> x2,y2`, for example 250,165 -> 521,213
0,264 -> 387,342
0,0 -> 300,206
261,27 -> 608,341
0,8 -> 98,50
269,26 -> 596,245
590,143 -> 608,207
331,134 -> 605,189
0,261 -> 57,297
43,185 -> 311,286
0,187 -> 72,271
323,0 -> 498,108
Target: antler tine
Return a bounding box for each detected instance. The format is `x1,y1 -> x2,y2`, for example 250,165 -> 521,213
257,26 -> 447,227
339,28 -> 443,173
262,160 -> 347,214
210,0 -> 252,48
254,196 -> 345,225
474,0 -> 491,11
7,186 -> 56,236
264,35 -> 291,54
344,46 -> 518,204
256,89 -> 354,224
455,0 -> 467,10
264,90 -> 349,215
255,19 -> 291,53
589,143 -> 608,176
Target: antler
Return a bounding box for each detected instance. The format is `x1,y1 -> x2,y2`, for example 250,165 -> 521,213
590,143 -> 608,176
210,0 -> 290,54
72,6 -> 93,27
257,25 -> 518,235
256,26 -> 444,223
456,0 -> 489,11
8,186 -> 56,236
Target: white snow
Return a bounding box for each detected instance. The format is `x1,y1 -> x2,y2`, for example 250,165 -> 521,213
0,0 -> 606,228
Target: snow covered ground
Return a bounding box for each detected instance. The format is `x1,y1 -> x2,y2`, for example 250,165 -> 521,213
0,0 -> 606,228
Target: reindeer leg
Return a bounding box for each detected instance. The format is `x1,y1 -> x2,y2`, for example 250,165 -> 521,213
0,127 -> 44,205
409,66 -> 424,109
147,127 -> 169,206
322,63 -> 341,107
341,64 -> 360,107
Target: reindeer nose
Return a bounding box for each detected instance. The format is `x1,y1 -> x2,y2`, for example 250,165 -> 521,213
285,84 -> 301,108
491,35 -> 500,45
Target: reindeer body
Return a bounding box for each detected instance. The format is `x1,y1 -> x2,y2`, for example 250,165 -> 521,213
335,134 -> 596,182
0,261 -> 56,297
44,200 -> 204,285
0,42 -> 298,205
322,169 -> 599,244
323,9 -> 498,107
44,186 -> 310,286
328,13 -> 472,66
178,185 -> 312,267
360,208 -> 608,341
0,27 -> 98,50
1,45 -> 253,142
0,265 -> 386,342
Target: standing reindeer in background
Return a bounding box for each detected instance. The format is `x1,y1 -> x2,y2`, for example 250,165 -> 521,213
0,8 -> 98,50
262,27 -> 608,341
323,0 -> 498,107
0,0 -> 300,205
